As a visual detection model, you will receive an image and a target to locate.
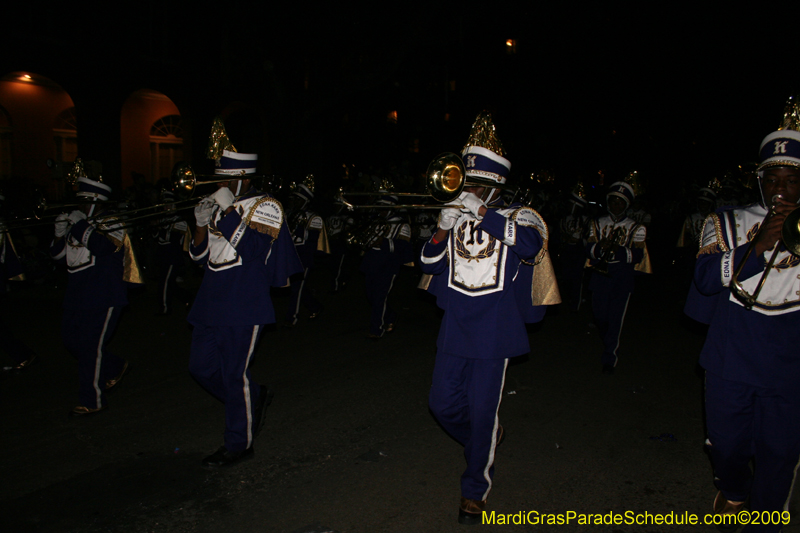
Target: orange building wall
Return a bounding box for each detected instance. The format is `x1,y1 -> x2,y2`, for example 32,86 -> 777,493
0,78 -> 75,198
120,89 -> 181,190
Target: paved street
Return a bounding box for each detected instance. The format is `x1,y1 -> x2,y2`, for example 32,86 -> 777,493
1,261 -> 795,532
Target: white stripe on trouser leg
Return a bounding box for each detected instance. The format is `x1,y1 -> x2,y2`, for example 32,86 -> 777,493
243,325 -> 260,449
482,358 -> 509,501
334,255 -> 345,291
784,451 -> 800,512
379,274 -> 396,334
162,265 -> 173,312
291,268 -> 309,325
611,293 -> 631,367
93,307 -> 115,408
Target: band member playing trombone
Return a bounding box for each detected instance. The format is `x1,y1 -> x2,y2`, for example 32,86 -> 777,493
585,179 -> 650,374
686,123 -> 800,529
284,176 -> 328,327
359,194 -> 413,339
420,112 -> 558,524
188,145 -> 302,468
153,188 -> 191,315
50,171 -> 140,416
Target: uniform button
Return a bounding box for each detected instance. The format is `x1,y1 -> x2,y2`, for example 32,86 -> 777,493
736,224 -> 740,227
767,301 -> 772,305
737,237 -> 742,241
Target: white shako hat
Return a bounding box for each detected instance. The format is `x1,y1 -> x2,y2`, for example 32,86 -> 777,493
460,112 -> 511,185
76,176 -> 112,201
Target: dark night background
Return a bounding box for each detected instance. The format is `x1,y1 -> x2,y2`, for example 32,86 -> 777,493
2,2 -> 799,198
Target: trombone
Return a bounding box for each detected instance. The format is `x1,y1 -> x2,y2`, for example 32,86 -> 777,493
729,195 -> 800,309
336,152 -> 518,210
3,162 -> 254,231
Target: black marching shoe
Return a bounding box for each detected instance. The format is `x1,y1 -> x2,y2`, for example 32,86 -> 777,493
458,497 -> 486,525
105,361 -> 130,391
253,385 -> 274,439
70,405 -> 106,417
201,446 -> 254,468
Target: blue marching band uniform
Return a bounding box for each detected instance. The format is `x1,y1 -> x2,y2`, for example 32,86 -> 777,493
187,149 -> 303,467
360,205 -> 414,338
686,127 -> 800,531
558,186 -> 589,311
285,180 -> 328,326
420,113 -> 560,524
585,181 -> 651,373
50,175 -> 140,416
154,189 -> 191,315
325,207 -> 354,292
0,197 -> 36,371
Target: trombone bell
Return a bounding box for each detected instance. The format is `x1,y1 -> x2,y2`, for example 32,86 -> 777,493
427,153 -> 466,202
782,207 -> 800,256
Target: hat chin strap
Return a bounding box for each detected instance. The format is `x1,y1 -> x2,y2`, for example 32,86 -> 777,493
88,203 -> 96,218
234,181 -> 243,196
482,188 -> 500,204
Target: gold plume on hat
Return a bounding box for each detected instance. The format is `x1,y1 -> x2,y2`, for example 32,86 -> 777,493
66,158 -> 87,186
708,177 -> 722,194
623,170 -> 643,196
462,111 -> 506,156
532,169 -> 554,186
290,174 -> 316,195
303,174 -> 316,193
778,95 -> 800,132
378,176 -> 395,193
571,181 -> 587,200
207,117 -> 237,160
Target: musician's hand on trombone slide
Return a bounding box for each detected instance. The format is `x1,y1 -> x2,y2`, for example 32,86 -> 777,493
54,213 -> 71,238
194,198 -> 215,228
754,195 -> 795,257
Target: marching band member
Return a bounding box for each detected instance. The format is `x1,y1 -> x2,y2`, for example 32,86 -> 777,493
677,187 -> 717,251
153,189 -> 191,315
50,168 -> 141,416
284,176 -> 328,327
585,180 -> 651,374
188,127 -> 302,468
420,112 -> 558,524
686,121 -> 800,530
359,195 -> 413,339
325,202 -> 354,293
558,183 -> 590,311
0,193 -> 36,372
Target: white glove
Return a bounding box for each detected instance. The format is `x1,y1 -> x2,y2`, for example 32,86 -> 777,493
54,213 -> 70,238
194,198 -> 215,227
67,209 -> 87,225
210,187 -> 236,211
438,207 -> 461,231
459,191 -> 485,219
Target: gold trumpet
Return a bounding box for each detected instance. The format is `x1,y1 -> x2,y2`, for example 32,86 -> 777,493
590,226 -> 625,275
337,152 -> 518,210
730,195 -> 800,309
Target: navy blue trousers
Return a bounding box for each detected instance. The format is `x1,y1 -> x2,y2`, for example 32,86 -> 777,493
62,307 -> 125,410
705,371 -> 800,532
189,324 -> 265,452
591,287 -> 631,367
429,352 -> 508,501
286,268 -> 323,325
364,271 -> 396,336
0,300 -> 35,365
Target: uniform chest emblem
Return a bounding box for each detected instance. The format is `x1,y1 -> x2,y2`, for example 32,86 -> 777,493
454,221 -> 497,262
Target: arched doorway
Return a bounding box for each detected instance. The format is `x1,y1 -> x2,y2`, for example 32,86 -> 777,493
120,89 -> 183,191
0,72 -> 76,199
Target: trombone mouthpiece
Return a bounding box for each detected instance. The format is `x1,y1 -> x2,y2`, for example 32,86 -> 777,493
772,194 -> 785,204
